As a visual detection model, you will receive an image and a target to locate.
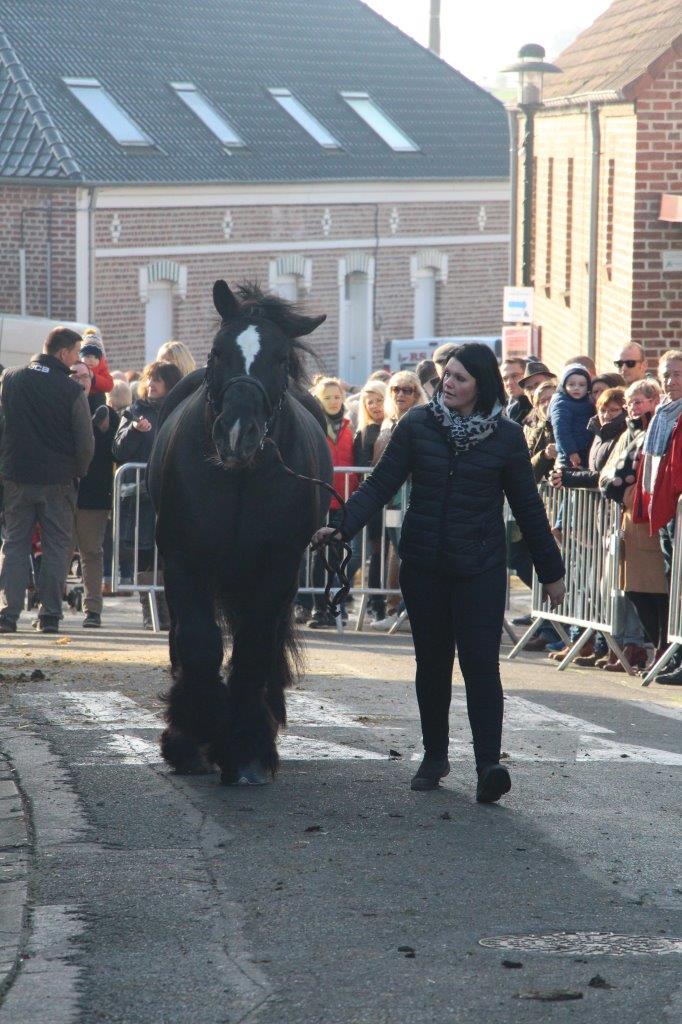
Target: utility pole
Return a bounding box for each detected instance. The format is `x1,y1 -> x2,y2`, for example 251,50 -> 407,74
429,0 -> 441,55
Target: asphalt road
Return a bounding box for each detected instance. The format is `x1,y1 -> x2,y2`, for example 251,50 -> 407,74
0,599 -> 681,1024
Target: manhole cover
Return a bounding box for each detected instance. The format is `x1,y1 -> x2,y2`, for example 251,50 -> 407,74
479,932 -> 682,956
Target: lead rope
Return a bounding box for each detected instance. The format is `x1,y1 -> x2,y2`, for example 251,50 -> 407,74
261,437 -> 352,624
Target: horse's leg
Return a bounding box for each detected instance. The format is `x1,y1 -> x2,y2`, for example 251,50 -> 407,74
161,554 -> 224,774
265,590 -> 299,729
215,598 -> 285,786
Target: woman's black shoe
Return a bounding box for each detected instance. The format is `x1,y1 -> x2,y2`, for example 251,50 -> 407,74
476,763 -> 511,803
410,755 -> 450,791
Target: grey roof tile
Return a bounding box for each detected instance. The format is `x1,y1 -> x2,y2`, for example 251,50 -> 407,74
0,0 -> 507,184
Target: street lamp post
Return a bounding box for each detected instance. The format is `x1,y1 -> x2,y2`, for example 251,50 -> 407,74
502,45 -> 561,287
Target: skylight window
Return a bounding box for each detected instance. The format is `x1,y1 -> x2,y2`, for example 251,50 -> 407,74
63,78 -> 151,146
268,89 -> 340,149
171,83 -> 244,147
341,92 -> 419,152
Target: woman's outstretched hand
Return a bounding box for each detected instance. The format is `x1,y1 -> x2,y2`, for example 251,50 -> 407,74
543,579 -> 566,608
311,526 -> 342,548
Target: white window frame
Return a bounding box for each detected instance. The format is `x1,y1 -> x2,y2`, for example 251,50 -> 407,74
170,82 -> 244,147
338,253 -> 375,384
63,78 -> 151,146
340,92 -> 418,152
268,255 -> 312,299
269,89 -> 341,149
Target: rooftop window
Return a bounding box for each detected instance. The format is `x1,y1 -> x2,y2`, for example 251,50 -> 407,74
63,78 -> 151,146
268,89 -> 340,149
171,82 -> 244,147
341,92 -> 418,152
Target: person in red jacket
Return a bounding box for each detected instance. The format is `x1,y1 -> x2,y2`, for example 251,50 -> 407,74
632,349 -> 682,684
308,377 -> 358,628
79,328 -> 114,396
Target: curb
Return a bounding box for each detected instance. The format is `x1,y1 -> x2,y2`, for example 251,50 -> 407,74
0,752 -> 30,1000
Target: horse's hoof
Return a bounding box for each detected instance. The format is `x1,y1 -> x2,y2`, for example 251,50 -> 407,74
234,761 -> 270,786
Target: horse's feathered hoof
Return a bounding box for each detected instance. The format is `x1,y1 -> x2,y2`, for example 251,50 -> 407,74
222,760 -> 270,786
160,728 -> 211,774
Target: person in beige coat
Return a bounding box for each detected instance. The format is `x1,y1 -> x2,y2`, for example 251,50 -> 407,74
600,379 -> 668,662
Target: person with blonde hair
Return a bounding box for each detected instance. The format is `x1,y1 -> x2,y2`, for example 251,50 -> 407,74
156,340 -> 196,377
353,380 -> 387,621
370,370 -> 427,632
106,379 -> 132,413
306,376 -> 358,628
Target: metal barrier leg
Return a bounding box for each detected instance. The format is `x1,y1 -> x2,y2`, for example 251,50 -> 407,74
388,609 -> 409,635
641,642 -> 680,687
502,617 -> 518,644
507,617 -> 543,659
556,628 -> 595,671
355,593 -> 368,633
553,623 -> 572,647
602,634 -> 634,676
148,591 -> 161,634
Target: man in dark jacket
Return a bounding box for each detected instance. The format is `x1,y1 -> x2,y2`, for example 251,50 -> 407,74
0,327 -> 94,633
70,361 -> 119,628
501,358 -> 532,424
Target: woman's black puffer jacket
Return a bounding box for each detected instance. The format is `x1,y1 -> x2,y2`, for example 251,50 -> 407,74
341,405 -> 564,584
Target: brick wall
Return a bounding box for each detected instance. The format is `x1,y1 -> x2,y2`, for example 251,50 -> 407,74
632,55 -> 682,360
0,185 -> 77,321
518,104 -> 637,375
93,197 -> 509,373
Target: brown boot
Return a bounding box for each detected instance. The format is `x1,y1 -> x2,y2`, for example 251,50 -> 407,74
596,651 -> 618,670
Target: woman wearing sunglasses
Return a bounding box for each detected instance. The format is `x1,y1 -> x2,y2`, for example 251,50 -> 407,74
313,344 -> 565,804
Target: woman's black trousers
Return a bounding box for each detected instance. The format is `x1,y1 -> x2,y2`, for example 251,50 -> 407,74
399,561 -> 507,771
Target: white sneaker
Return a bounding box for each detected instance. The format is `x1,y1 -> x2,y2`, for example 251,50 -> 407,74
369,613 -> 399,631
370,612 -> 411,632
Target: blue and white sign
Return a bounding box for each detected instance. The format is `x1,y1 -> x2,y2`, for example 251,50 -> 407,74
503,286 -> 534,324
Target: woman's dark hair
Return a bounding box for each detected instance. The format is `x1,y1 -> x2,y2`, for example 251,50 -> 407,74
444,343 -> 506,414
139,360 -> 182,399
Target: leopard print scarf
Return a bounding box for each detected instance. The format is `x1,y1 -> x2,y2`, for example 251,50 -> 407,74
428,393 -> 504,452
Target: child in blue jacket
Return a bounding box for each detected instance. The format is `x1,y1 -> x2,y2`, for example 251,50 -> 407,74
549,364 -> 594,467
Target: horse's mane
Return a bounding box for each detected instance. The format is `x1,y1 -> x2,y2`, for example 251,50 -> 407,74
235,283 -> 315,388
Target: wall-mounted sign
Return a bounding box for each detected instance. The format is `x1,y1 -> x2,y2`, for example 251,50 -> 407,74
502,325 -> 540,360
503,286 -> 534,324
662,251 -> 682,273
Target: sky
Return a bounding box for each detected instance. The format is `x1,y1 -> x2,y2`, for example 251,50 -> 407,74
362,0 -> 612,88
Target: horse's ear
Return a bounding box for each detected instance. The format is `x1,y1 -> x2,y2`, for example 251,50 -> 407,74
213,280 -> 239,322
283,312 -> 326,338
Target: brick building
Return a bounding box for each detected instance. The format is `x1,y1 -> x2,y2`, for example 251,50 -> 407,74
508,0 -> 682,373
0,0 -> 509,381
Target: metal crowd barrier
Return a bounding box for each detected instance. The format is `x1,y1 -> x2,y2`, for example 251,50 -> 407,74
642,495 -> 682,685
111,462 -> 409,634
508,484 -> 632,672
111,463 -> 165,632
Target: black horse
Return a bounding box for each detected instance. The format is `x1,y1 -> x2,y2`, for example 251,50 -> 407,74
147,281 -> 332,785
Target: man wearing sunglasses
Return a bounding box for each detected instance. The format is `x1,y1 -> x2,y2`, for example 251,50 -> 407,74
614,343 -> 647,386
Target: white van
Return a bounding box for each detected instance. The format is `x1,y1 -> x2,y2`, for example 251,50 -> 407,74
0,315 -> 96,369
385,336 -> 502,372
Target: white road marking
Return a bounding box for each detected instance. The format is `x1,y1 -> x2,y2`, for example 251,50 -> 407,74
279,735 -> 382,760
576,736 -> 682,765
287,691 -> 366,728
74,732 -> 383,766
235,324 -> 261,373
19,691 -> 160,730
18,691 -> 682,768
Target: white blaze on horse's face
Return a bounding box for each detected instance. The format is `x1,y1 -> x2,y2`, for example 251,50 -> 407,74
235,324 -> 261,374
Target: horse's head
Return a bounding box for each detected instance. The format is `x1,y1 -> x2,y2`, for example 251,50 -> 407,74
206,280 -> 326,469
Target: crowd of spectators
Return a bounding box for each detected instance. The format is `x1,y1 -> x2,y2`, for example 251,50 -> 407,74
0,330 -> 195,632
1,324 -> 681,687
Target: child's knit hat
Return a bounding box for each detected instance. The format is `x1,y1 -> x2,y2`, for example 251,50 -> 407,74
560,363 -> 592,393
80,326 -> 105,360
